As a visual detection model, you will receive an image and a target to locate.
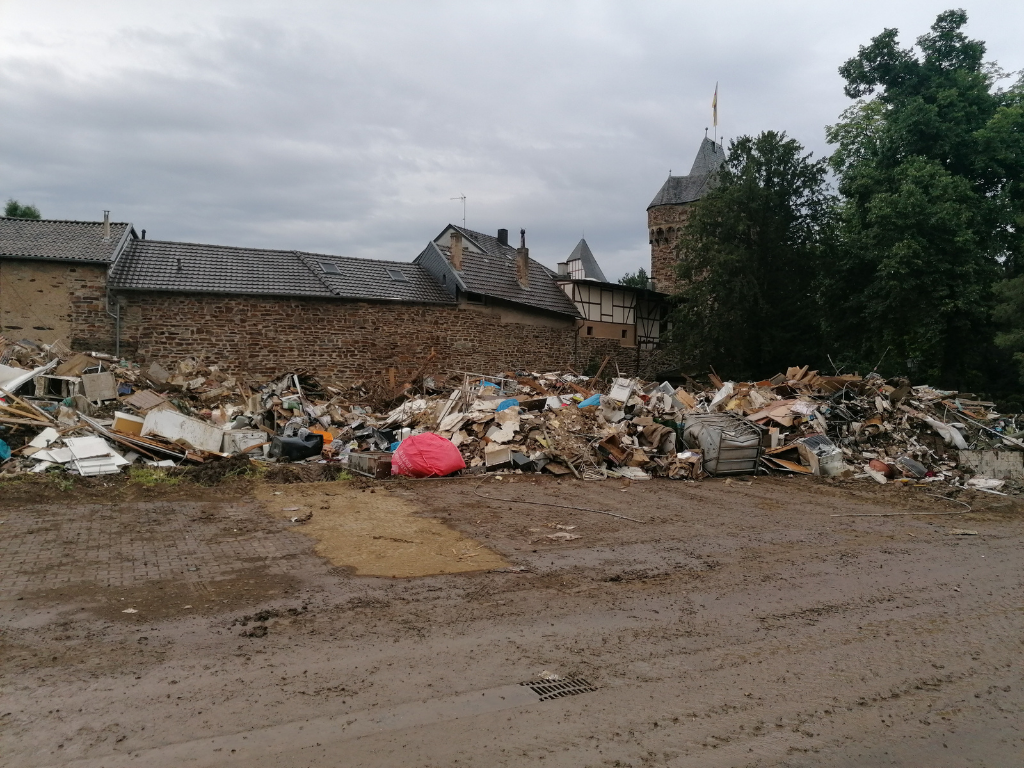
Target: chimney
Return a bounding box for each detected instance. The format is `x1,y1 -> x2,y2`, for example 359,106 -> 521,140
448,229 -> 463,270
102,210 -> 110,241
515,228 -> 529,288
557,262 -> 568,277
141,229 -> 146,240
497,228 -> 508,247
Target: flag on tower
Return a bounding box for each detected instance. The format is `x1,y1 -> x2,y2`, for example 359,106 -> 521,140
712,83 -> 718,128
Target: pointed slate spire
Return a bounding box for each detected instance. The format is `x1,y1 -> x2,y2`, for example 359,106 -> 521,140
566,238 -> 608,282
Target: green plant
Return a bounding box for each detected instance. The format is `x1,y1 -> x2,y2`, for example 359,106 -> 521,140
223,459 -> 267,479
127,466 -> 180,487
49,472 -> 74,492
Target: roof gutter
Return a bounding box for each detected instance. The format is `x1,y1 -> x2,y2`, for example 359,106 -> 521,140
104,285 -> 457,305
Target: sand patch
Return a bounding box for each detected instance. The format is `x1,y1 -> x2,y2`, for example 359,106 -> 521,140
256,482 -> 506,577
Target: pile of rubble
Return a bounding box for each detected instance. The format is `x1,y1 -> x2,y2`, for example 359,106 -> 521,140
1,337 -> 1021,490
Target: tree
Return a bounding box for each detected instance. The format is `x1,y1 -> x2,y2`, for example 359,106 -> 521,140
824,10 -> 1024,389
668,131 -> 834,380
4,199 -> 41,219
993,275 -> 1024,381
618,267 -> 650,289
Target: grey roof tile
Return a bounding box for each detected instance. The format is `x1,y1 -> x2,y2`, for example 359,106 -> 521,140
110,240 -> 455,304
566,238 -> 608,282
648,137 -> 727,209
424,226 -> 580,317
0,217 -> 133,263
294,251 -> 454,303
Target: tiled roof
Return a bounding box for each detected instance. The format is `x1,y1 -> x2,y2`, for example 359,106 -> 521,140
0,217 -> 133,263
648,137 -> 727,209
566,238 -> 608,282
424,226 -> 581,317
110,240 -> 455,304
293,252 -> 454,304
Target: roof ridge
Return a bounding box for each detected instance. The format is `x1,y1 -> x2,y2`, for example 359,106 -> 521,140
0,216 -> 132,226
297,250 -> 419,268
130,238 -> 301,255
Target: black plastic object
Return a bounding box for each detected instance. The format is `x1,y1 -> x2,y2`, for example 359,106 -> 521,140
269,432 -> 324,461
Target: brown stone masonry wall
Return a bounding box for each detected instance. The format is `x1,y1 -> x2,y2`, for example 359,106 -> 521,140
117,292 -> 665,382
647,204 -> 692,294
0,260 -> 115,351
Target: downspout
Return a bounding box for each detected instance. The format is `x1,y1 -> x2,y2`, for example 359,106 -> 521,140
105,284 -> 120,358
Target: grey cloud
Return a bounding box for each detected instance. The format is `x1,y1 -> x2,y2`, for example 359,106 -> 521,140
1,1 -> 1022,280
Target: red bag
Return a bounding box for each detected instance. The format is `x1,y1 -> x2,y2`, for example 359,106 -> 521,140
391,432 -> 466,478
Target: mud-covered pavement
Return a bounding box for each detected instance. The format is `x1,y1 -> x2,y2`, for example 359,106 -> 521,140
1,474 -> 1022,767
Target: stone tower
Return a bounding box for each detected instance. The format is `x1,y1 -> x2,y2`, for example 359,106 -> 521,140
647,137 -> 726,293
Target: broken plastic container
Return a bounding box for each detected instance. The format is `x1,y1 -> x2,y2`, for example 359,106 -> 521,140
682,413 -> 764,476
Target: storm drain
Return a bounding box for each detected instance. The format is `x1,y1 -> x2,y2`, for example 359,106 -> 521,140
520,677 -> 598,701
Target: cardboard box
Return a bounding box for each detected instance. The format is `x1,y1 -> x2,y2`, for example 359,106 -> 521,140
112,411 -> 145,436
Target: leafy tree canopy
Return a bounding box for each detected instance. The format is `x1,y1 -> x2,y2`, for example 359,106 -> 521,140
4,199 -> 41,219
618,267 -> 650,289
669,130 -> 833,380
823,9 -> 1024,389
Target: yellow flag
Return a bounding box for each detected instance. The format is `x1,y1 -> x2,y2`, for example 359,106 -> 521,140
712,83 -> 718,128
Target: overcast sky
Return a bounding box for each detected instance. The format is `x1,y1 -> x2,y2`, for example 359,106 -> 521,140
1,1 -> 1022,280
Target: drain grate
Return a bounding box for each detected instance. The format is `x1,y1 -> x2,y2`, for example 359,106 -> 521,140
520,677 -> 598,701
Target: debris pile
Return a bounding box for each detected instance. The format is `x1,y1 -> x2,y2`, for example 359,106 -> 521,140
1,337 -> 1021,489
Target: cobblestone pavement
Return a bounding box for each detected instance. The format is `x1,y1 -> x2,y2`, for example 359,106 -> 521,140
0,499 -> 314,596
1,477 -> 1021,768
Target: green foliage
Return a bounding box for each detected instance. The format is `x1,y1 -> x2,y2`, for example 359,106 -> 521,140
993,275 -> 1024,382
668,130 -> 834,379
49,472 -> 74,492
128,466 -> 181,486
4,199 -> 41,219
824,10 -> 1024,388
618,267 -> 650,289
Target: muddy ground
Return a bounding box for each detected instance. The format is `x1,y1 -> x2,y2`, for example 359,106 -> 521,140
1,472 -> 1021,767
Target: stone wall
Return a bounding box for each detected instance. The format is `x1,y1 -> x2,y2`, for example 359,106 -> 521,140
116,292 -> 666,382
647,203 -> 693,294
0,260 -> 114,351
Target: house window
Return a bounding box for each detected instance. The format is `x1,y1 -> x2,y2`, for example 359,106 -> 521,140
321,262 -> 341,275
621,329 -> 627,339
586,326 -> 593,336
386,268 -> 409,282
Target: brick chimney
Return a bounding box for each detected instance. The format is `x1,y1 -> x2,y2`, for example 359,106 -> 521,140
516,228 -> 529,288
448,229 -> 463,270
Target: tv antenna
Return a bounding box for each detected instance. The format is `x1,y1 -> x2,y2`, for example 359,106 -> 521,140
450,194 -> 466,227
